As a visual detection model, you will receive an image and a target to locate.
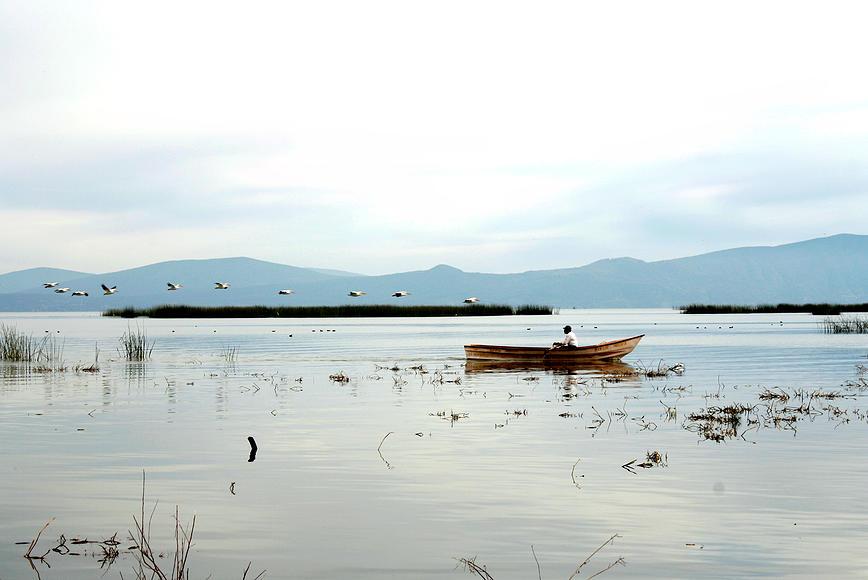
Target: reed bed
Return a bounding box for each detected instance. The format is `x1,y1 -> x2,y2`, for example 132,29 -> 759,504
0,323 -> 41,361
0,324 -> 65,370
821,315 -> 868,334
680,303 -> 868,315
104,303 -> 554,318
119,326 -> 155,361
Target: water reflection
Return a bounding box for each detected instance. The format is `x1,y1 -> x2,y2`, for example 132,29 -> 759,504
464,358 -> 639,377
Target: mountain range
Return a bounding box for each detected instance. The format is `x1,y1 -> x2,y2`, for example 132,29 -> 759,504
1,234 -> 866,311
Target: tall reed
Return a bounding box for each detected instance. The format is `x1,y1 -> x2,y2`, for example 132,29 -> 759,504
681,303 -> 868,315
119,326 -> 155,361
821,315 -> 868,334
104,303 -> 555,318
0,323 -> 41,361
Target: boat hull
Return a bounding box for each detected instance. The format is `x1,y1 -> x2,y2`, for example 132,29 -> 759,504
464,335 -> 644,363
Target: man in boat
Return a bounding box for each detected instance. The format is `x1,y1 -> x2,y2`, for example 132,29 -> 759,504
553,325 -> 579,349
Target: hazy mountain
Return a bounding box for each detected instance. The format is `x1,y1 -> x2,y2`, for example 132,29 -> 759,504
0,258 -> 358,311
1,235 -> 866,311
0,267 -> 93,295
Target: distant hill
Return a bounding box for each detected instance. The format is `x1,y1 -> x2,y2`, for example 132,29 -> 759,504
1,234 -> 866,311
0,267 -> 93,295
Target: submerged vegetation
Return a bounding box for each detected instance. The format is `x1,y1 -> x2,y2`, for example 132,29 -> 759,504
104,303 -> 555,318
679,302 -> 868,315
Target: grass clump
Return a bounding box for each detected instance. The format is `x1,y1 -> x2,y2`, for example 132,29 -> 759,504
680,303 -> 868,315
105,303 -> 555,318
0,324 -> 65,370
821,315 -> 868,334
119,326 -> 155,361
0,323 -> 41,361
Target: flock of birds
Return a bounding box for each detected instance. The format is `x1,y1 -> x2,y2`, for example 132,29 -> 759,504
40,281 -> 482,303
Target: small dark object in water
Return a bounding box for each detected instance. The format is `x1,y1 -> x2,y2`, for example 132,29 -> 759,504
247,436 -> 258,462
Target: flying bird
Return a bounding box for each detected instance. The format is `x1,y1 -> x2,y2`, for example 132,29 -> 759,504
214,282 -> 230,290
167,282 -> 182,291
278,289 -> 294,295
348,290 -> 366,297
101,284 -> 118,295
43,282 -> 58,288
464,297 -> 480,303
54,287 -> 70,294
71,291 -> 89,297
392,291 -> 410,297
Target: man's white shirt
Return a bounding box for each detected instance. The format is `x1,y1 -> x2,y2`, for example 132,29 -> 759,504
563,331 -> 578,347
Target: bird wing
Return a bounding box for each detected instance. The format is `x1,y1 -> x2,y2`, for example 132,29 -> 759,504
101,284 -> 110,292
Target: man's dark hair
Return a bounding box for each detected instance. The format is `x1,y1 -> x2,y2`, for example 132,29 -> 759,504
563,325 -> 572,332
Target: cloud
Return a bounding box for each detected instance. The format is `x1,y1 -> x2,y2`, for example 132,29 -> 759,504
2,0 -> 868,274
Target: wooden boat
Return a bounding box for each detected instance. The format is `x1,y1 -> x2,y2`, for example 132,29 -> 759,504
464,334 -> 644,363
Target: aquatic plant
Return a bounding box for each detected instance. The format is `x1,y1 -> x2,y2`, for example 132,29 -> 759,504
0,323 -> 41,361
104,303 -> 555,318
119,326 -> 155,361
821,315 -> 868,334
680,302 -> 868,315
221,345 -> 239,364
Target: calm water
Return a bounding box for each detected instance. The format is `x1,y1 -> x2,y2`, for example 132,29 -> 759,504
1,309 -> 867,579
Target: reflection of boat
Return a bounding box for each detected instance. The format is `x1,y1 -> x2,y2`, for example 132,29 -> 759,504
464,358 -> 638,376
464,335 -> 644,363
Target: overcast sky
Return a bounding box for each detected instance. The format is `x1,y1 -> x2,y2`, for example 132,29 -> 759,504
2,1 -> 867,275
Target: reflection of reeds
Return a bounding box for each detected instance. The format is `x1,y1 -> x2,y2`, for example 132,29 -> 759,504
105,304 -> 554,318
119,326 -> 155,361
821,315 -> 868,334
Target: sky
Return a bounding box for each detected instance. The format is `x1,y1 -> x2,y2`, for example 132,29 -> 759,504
2,0 -> 868,275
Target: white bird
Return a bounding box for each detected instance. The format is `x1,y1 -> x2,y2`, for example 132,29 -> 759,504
464,296 -> 480,303
101,284 -> 118,295
43,282 -> 58,288
278,289 -> 295,295
71,291 -> 89,297
54,287 -> 70,294
214,282 -> 230,290
348,290 -> 366,297
392,291 -> 410,297
167,282 -> 182,291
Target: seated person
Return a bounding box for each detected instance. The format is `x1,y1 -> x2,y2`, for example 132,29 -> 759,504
553,325 -> 579,348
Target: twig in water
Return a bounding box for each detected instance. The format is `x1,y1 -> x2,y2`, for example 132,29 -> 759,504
587,557 -> 626,579
378,432 -> 395,469
23,519 -> 54,560
457,556 -> 495,580
531,545 -> 541,580
568,534 -> 621,580
571,458 -> 583,489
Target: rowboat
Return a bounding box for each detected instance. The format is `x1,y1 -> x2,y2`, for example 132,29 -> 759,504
464,334 -> 644,363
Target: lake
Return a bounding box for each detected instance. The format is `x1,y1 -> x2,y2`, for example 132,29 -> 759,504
1,309 -> 867,579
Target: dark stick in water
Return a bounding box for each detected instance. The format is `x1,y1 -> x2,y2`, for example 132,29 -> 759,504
247,436 -> 258,462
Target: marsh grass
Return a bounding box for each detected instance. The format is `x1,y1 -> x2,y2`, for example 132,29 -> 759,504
104,303 -> 554,318
0,324 -> 43,362
821,315 -> 868,334
680,303 -> 868,315
1,324 -> 66,370
119,326 -> 155,361
221,345 -> 239,364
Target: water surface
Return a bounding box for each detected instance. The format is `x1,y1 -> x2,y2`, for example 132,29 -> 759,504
1,309 -> 867,579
